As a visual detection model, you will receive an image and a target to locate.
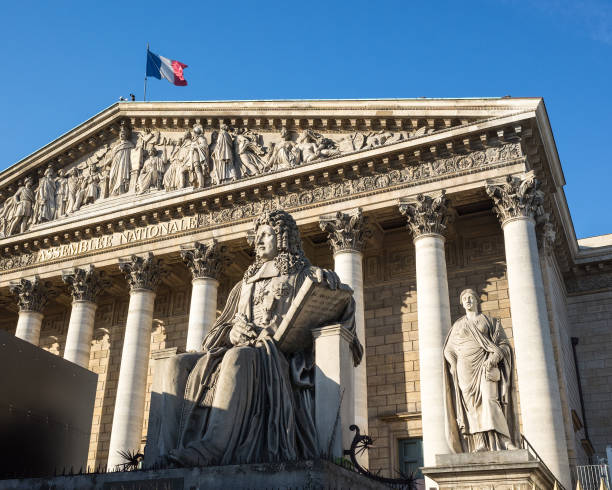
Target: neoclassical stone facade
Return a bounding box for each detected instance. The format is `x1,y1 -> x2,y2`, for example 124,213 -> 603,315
1,99 -> 610,488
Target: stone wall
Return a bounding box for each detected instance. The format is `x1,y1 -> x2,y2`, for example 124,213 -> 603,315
568,290 -> 612,460
363,212 -> 522,477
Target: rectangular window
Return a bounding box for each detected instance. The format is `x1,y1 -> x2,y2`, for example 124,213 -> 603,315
398,437 -> 424,478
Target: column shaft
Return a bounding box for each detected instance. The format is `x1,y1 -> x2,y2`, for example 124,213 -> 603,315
333,250 -> 368,437
186,277 -> 218,351
107,289 -> 156,469
414,234 -> 452,466
64,300 -> 97,367
15,311 -> 44,345
503,217 -> 570,487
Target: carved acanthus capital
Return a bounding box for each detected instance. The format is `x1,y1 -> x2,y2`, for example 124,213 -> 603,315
486,170 -> 545,225
118,253 -> 162,292
62,265 -> 108,303
398,191 -> 451,238
319,208 -> 372,254
180,239 -> 228,280
9,277 -> 48,313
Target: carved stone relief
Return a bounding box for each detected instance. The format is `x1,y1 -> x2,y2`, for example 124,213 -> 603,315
118,253 -> 163,292
62,265 -> 108,303
0,120 -> 425,238
0,142 -> 523,272
486,170 -> 544,224
398,191 -> 451,238
180,239 -> 229,280
319,208 -> 372,254
9,277 -> 48,312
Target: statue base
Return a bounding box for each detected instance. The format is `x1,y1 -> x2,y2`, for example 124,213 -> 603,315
421,449 -> 561,489
0,459 -> 388,489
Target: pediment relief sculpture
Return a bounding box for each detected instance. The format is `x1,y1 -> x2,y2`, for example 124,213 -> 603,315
0,120 -> 462,239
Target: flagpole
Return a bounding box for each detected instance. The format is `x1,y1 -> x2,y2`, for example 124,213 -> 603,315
144,43 -> 149,102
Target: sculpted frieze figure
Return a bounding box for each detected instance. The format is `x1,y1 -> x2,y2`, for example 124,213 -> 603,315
164,131 -> 191,191
33,166 -> 56,224
138,147 -> 167,194
234,128 -> 266,177
146,210 -> 361,467
54,169 -> 68,218
6,177 -> 35,236
444,288 -> 517,453
296,129 -> 340,163
66,167 -> 84,214
211,124 -> 237,184
109,123 -> 142,196
187,124 -> 210,188
266,128 -> 301,170
81,160 -> 101,205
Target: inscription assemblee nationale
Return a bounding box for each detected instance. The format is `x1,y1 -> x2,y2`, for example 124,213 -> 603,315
38,216 -> 200,262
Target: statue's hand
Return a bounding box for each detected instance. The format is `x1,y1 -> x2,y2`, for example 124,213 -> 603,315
486,351 -> 502,368
229,313 -> 258,345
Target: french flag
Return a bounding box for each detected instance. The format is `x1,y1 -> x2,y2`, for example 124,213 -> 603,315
146,49 -> 188,86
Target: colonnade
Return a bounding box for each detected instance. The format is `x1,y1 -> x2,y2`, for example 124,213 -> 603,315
5,173 -> 571,486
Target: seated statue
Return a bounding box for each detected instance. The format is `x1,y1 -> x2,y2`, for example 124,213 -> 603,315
146,210 -> 362,467
443,288 -> 517,453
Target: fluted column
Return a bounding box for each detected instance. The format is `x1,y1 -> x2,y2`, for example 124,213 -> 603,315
180,239 -> 227,352
487,172 -> 570,488
399,192 -> 452,479
62,265 -> 106,368
9,277 -> 48,345
320,208 -> 371,460
107,253 -> 162,470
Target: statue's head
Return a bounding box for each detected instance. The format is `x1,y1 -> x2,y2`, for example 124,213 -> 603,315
148,147 -> 157,157
246,210 -> 309,277
459,288 -> 479,313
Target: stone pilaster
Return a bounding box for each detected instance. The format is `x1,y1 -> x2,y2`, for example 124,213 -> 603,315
62,265 -> 106,368
319,208 -> 370,463
9,277 -> 48,345
180,240 -> 227,351
108,253 -> 162,470
398,191 -> 452,485
486,172 -> 570,488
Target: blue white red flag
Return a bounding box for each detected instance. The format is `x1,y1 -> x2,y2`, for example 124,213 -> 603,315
146,49 -> 188,86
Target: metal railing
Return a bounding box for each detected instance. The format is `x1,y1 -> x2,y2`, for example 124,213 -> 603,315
574,464 -> 610,490
519,435 -> 566,490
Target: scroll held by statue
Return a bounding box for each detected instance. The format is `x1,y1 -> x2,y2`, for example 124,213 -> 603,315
273,276 -> 353,354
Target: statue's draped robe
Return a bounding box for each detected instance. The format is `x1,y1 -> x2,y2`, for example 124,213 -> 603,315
443,313 -> 516,452
147,261 -> 358,466
109,139 -> 135,195
34,175 -> 56,222
163,140 -> 190,190
212,130 -> 235,184
138,155 -> 165,194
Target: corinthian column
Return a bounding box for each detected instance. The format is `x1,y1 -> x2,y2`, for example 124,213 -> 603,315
62,265 -> 106,368
107,253 -> 162,470
486,171 -> 570,488
319,208 -> 371,456
180,239 -> 227,352
9,277 -> 48,345
398,192 -> 452,474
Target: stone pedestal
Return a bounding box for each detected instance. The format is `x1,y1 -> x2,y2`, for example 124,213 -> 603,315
312,324 -> 355,458
422,450 -> 560,489
63,300 -> 97,367
107,254 -> 161,470
14,311 -> 44,346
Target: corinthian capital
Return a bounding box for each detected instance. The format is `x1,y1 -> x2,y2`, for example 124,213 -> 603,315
319,208 -> 372,254
118,253 -> 162,292
9,277 -> 48,313
486,171 -> 544,225
180,239 -> 228,280
398,191 -> 450,238
62,265 -> 108,303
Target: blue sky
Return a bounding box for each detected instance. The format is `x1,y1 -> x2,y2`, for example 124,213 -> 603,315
1,0 -> 610,238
